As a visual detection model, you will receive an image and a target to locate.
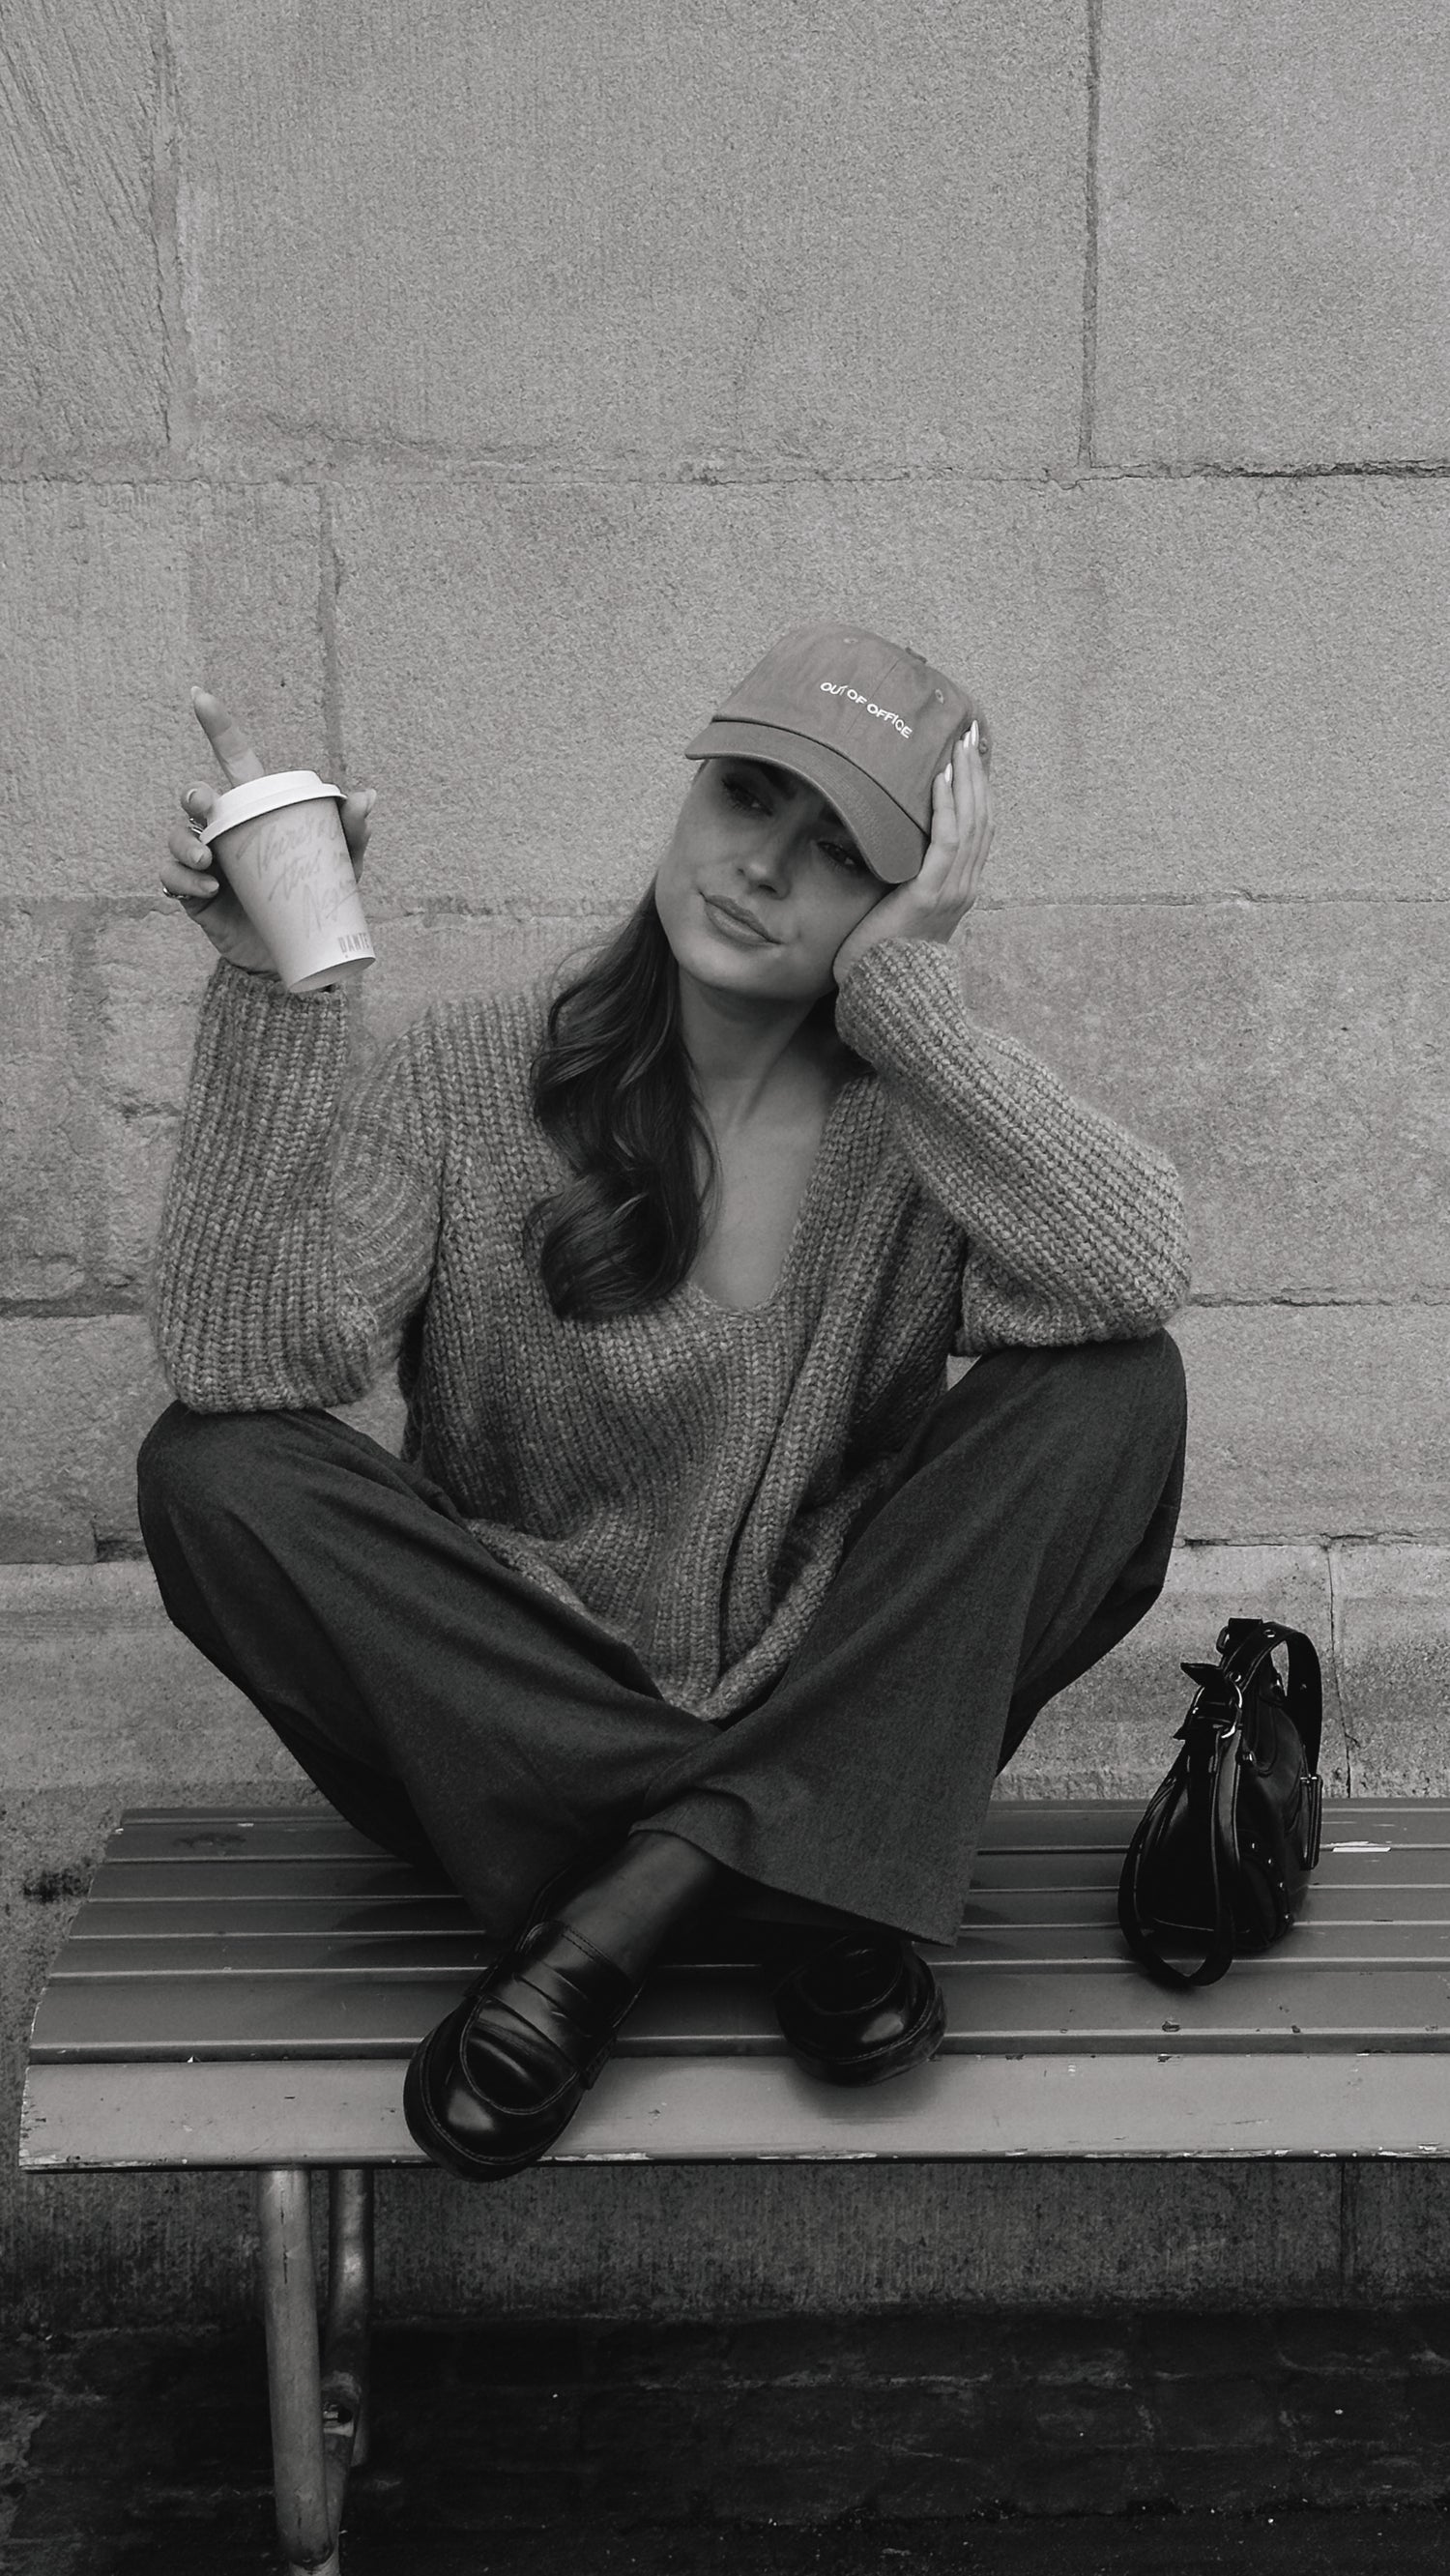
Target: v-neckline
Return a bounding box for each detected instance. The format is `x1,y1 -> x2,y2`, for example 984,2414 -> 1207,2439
679,1066 -> 870,1321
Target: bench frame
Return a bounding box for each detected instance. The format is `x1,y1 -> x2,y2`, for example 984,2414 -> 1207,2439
259,2166 -> 372,2576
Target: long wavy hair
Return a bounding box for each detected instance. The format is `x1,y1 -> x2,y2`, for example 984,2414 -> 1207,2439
527,887 -> 840,1321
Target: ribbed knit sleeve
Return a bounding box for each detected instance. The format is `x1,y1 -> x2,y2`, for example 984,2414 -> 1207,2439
835,938 -> 1190,1349
152,963 -> 443,1411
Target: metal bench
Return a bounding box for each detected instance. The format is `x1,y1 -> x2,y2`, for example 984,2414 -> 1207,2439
19,1798 -> 1450,2575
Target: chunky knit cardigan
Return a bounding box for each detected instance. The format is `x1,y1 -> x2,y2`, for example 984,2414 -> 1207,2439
153,938 -> 1190,1721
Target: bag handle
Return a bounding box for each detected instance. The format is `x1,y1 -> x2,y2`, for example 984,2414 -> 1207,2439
1116,1716 -> 1241,1990
1215,1618 -> 1322,1776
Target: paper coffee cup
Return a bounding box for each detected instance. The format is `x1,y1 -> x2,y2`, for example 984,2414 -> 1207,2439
200,770 -> 376,995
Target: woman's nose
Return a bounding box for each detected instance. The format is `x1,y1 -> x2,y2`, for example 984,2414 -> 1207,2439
740,829 -> 795,892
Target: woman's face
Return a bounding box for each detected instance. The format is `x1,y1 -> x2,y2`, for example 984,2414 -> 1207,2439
654,758 -> 886,1004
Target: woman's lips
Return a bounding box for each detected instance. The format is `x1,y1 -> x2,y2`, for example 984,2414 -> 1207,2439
702,892 -> 778,945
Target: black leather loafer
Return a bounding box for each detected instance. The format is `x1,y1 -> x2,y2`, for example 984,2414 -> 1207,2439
769,1927 -> 945,2087
403,1912 -> 640,2181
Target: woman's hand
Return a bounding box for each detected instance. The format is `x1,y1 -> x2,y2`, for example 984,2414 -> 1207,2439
160,689 -> 376,975
831,721 -> 995,988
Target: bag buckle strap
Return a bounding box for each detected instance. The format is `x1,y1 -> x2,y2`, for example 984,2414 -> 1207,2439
1215,1617 -> 1324,1777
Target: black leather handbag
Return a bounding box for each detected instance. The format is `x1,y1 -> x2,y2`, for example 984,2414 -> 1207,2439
1116,1617 -> 1324,1989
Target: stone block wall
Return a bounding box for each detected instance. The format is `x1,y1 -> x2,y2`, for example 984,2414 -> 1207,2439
3,1 -> 1447,2320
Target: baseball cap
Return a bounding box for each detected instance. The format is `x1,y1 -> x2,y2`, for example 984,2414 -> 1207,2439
684,622 -> 978,884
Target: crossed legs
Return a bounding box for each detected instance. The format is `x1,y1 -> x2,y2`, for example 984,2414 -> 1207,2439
138,1331 -> 1185,2168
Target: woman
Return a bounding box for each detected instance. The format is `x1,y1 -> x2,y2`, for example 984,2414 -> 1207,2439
139,620 -> 1190,2183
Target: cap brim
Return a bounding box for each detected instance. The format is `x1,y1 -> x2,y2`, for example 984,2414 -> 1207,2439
683,721 -> 926,884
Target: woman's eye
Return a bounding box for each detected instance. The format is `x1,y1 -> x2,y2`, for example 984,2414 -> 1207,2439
722,773 -> 767,814
821,840 -> 867,875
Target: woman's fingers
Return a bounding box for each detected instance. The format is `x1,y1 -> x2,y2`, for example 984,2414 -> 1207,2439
910,723 -> 993,932
190,686 -> 265,786
956,723 -> 985,817
920,759 -> 958,876
338,787 -> 376,866
161,820 -> 219,900
921,727 -> 989,918
171,782 -> 219,895
955,730 -> 992,874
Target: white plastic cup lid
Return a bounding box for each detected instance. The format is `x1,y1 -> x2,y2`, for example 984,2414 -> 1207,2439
199,769 -> 344,846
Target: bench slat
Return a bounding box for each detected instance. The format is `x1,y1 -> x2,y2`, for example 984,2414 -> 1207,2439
29,1955 -> 1450,2061
969,1849 -> 1450,1893
100,1801 -> 1450,1853
102,1804 -> 1177,1858
983,1810 -> 1450,1851
75,1858 -> 445,1900
52,1934 -> 499,1975
105,1810 -> 390,1855
76,1846 -> 1450,1906
46,1918 -> 1450,1981
21,2049 -> 1450,2170
62,1881 -> 1450,1944
72,1896 -> 483,1935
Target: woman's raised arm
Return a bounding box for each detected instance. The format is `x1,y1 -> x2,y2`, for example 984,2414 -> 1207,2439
151,694 -> 441,1411
836,937 -> 1190,1348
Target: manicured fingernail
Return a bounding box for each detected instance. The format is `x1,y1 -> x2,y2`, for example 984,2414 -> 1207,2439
968,719 -> 979,750
942,761 -> 953,789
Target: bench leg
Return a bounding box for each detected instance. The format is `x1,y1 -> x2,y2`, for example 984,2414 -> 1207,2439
322,2167 -> 373,2476
257,2166 -> 344,2576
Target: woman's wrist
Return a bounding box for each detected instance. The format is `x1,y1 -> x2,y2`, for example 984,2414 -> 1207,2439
833,921 -> 954,990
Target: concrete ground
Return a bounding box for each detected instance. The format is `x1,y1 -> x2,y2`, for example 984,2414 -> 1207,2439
8,2511 -> 1450,2576
5,2319 -> 1450,2575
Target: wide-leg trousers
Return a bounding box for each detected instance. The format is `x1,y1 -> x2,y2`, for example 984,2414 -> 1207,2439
136,1333 -> 1186,1945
